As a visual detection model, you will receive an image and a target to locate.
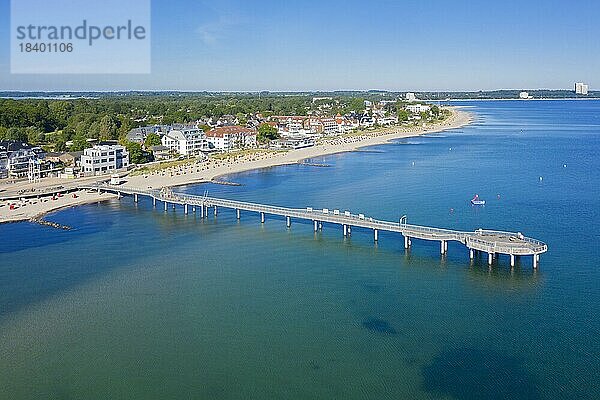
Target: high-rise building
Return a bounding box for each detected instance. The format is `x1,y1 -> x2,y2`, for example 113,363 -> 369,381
575,82 -> 589,95
405,92 -> 417,102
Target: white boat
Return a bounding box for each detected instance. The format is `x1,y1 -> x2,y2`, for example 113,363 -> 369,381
471,194 -> 485,205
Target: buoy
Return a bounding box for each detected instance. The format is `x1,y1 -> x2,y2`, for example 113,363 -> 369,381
539,176 -> 543,181
497,194 -> 501,199
563,164 -> 567,168
412,161 -> 415,166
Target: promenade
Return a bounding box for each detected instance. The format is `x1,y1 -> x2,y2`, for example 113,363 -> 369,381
89,184 -> 548,269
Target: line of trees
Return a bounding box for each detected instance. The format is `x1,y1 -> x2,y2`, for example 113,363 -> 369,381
0,93 -> 429,151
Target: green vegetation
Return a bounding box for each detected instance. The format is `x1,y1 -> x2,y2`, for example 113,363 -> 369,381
397,109 -> 409,122
124,141 -> 152,164
144,132 -> 162,148
0,92 -> 455,153
257,123 -> 279,143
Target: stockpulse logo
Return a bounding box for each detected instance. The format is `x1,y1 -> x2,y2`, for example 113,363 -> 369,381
11,0 -> 151,74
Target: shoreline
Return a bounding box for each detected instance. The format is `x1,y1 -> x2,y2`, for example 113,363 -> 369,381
125,107 -> 472,188
0,107 -> 472,224
0,191 -> 117,224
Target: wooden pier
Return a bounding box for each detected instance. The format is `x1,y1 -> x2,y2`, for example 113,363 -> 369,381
85,184 -> 548,269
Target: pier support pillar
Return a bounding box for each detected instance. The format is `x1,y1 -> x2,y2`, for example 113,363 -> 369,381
153,198 -> 156,207
533,254 -> 539,269
348,226 -> 351,236
469,249 -> 474,260
343,224 -> 348,237
200,205 -> 204,218
404,236 -> 411,249
193,206 -> 196,213
374,229 -> 378,242
510,254 -> 515,267
319,222 -> 323,230
314,220 -> 318,232
184,204 -> 188,215
236,209 -> 240,219
261,212 -> 265,223
172,203 -> 176,210
134,194 -> 138,203
117,191 -> 121,199
440,240 -> 446,254
488,252 -> 493,265
286,216 -> 291,228
164,202 -> 168,211
214,206 -> 218,216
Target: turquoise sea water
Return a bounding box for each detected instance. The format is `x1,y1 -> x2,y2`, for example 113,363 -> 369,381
1,100 -> 599,399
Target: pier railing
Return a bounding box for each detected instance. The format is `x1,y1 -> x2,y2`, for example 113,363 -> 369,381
83,184 -> 548,267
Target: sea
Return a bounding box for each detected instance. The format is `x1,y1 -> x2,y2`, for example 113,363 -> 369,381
1,100 -> 599,399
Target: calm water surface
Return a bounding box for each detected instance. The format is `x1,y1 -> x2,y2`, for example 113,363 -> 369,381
1,100 -> 599,399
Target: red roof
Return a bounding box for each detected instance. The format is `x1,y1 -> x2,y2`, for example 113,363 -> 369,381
207,126 -> 256,138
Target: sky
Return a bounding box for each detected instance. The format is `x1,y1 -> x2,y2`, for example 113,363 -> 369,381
0,0 -> 599,92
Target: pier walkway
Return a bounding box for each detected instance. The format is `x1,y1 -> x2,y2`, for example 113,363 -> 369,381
83,184 -> 548,269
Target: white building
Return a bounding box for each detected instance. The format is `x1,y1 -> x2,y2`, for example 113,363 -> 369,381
206,126 -> 257,151
575,82 -> 589,95
376,116 -> 398,126
319,118 -> 338,135
405,92 -> 417,102
274,116 -> 307,135
519,91 -> 532,99
81,144 -> 129,175
161,128 -> 210,156
406,104 -> 431,113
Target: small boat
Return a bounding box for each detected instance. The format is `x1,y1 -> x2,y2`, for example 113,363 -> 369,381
471,194 -> 486,205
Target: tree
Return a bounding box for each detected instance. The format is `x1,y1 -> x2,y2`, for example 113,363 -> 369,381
125,141 -> 149,164
346,97 -> 365,113
398,109 -> 409,122
99,115 -> 119,141
70,133 -> 90,151
236,112 -> 247,126
257,123 -> 279,143
55,138 -> 67,152
3,127 -> 28,142
25,127 -> 45,144
431,105 -> 440,118
144,132 -> 162,148
88,121 -> 101,139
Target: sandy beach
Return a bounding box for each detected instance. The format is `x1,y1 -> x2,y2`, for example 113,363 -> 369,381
0,190 -> 117,224
0,107 -> 472,223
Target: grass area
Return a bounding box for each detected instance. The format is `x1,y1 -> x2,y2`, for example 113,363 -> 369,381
129,158 -> 202,176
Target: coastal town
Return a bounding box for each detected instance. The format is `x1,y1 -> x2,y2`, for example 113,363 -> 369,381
0,93 -> 466,223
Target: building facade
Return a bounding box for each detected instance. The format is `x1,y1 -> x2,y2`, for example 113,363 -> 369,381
206,126 -> 257,151
80,144 -> 129,175
0,141 -> 46,179
575,82 -> 589,95
161,128 -> 211,156
406,104 -> 431,113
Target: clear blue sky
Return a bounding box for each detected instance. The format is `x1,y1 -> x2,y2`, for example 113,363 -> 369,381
1,0 -> 598,91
